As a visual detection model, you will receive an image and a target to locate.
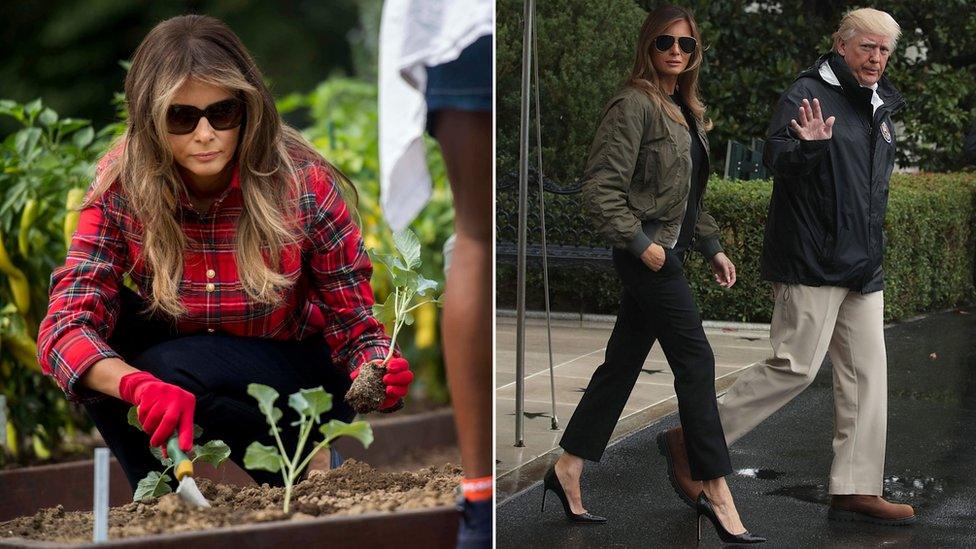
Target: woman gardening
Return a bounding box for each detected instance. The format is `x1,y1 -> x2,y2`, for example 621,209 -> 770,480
36,14 -> 413,491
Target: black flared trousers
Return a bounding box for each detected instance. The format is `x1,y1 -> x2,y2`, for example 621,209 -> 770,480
83,288 -> 355,491
559,248 -> 732,480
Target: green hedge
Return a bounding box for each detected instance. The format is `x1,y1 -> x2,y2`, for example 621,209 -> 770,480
497,173 -> 976,323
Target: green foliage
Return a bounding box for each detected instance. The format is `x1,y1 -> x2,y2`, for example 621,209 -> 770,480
126,405 -> 231,502
497,0 -> 976,187
499,173 -> 976,323
0,98 -> 115,465
243,383 -> 373,514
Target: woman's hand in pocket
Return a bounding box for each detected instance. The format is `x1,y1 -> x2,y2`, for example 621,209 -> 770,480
640,243 -> 666,271
710,252 -> 737,288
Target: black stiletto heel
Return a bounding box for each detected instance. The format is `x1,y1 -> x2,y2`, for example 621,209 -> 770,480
540,465 -> 607,523
696,492 -> 766,544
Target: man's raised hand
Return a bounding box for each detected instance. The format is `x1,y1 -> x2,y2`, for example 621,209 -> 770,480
790,98 -> 835,141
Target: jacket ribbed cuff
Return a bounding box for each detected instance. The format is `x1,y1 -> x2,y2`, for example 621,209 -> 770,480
627,227 -> 653,258
697,237 -> 724,260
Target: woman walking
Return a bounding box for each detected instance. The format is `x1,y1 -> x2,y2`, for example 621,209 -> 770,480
543,5 -> 764,544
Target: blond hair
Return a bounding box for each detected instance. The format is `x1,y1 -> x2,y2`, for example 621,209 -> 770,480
832,8 -> 902,51
628,5 -> 712,132
89,15 -> 356,317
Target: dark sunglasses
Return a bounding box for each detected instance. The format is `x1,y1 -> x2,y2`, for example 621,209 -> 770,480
166,98 -> 245,135
654,35 -> 697,54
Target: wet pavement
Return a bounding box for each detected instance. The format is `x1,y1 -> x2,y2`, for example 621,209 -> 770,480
496,307 -> 976,547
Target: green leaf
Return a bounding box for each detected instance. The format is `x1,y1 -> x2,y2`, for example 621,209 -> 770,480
243,441 -> 283,473
292,387 -> 332,422
24,99 -> 42,119
248,383 -> 279,418
134,471 -> 172,502
372,295 -> 397,327
72,127 -> 94,148
373,251 -> 406,271
193,439 -> 231,468
127,406 -> 142,431
393,229 -> 422,269
319,419 -> 373,448
14,128 -> 42,157
390,265 -> 419,292
149,446 -> 174,467
288,392 -> 310,417
38,108 -> 57,127
193,424 -> 203,440
415,274 -> 439,297
402,311 -> 415,326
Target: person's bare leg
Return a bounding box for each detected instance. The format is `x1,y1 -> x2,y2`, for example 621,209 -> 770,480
702,477 -> 747,534
434,109 -> 492,480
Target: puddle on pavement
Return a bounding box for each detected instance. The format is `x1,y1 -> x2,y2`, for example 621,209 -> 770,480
767,476 -> 945,508
883,475 -> 945,506
735,468 -> 785,480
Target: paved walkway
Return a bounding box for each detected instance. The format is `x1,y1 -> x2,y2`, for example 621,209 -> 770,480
497,307 -> 976,548
496,312 -> 771,499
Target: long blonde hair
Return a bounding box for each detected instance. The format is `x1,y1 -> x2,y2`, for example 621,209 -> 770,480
628,5 -> 712,131
89,15 -> 356,317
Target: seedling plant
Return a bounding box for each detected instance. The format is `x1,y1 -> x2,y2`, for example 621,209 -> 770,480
243,384 -> 373,513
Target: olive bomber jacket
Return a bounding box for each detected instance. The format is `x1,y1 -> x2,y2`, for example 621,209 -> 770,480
581,86 -> 723,260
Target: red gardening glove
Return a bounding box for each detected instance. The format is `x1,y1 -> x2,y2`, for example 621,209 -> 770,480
350,357 -> 414,410
118,371 -> 195,453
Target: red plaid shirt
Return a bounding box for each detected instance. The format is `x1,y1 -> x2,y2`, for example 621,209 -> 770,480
37,152 -> 391,402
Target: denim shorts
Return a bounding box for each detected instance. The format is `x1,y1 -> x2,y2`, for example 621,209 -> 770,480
425,33 -> 493,136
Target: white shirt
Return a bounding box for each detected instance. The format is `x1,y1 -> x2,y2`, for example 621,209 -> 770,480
378,0 -> 493,230
819,60 -> 884,115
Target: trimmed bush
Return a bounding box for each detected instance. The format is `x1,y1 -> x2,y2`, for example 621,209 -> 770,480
497,173 -> 976,323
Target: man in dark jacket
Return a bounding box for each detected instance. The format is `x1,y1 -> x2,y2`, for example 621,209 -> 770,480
661,8 -> 917,525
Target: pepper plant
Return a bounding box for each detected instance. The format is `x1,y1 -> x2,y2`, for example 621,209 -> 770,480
243,384 -> 373,513
0,98 -> 116,464
126,407 -> 232,501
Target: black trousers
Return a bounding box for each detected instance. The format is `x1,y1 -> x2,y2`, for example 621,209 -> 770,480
559,248 -> 732,480
84,288 -> 355,491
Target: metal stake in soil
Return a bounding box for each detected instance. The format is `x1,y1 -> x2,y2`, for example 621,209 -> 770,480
93,447 -> 109,543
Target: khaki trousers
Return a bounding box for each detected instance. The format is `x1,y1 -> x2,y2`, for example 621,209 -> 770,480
717,283 -> 887,495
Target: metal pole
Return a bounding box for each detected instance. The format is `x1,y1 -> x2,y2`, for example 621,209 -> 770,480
532,20 -> 558,431
93,448 -> 109,543
514,0 -> 535,447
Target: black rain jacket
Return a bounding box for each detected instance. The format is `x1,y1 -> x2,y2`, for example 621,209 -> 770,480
761,52 -> 905,293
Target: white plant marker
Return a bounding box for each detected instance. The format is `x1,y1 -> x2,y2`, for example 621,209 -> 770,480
93,448 -> 109,542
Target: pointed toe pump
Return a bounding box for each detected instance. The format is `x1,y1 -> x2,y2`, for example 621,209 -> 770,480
540,465 -> 607,524
696,492 -> 766,544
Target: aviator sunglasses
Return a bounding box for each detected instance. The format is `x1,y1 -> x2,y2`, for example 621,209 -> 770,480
654,35 -> 697,54
166,98 -> 245,135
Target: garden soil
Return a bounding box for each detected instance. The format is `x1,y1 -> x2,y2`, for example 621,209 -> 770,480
0,460 -> 461,544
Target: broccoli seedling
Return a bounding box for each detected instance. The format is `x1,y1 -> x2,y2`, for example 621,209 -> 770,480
126,407 -> 231,502
243,384 -> 373,514
345,229 -> 442,413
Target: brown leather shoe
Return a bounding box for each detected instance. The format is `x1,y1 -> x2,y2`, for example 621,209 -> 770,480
828,495 -> 916,525
656,426 -> 702,509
